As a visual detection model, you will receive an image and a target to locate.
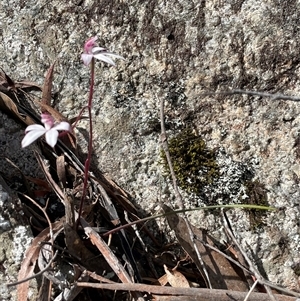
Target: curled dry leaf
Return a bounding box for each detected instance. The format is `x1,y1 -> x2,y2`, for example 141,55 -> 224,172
16,220 -> 63,301
163,265 -> 190,288
0,68 -> 41,92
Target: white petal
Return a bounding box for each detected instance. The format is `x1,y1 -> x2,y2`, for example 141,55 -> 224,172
105,53 -> 124,60
92,47 -> 107,54
45,129 -> 59,148
21,129 -> 46,148
52,121 -> 71,132
81,53 -> 93,66
93,53 -> 116,66
25,124 -> 45,133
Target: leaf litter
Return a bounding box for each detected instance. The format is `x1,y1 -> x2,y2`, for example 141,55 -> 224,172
1,66 -> 299,301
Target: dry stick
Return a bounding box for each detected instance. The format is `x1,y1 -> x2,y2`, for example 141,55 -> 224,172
124,211 -> 147,252
222,210 -> 277,301
159,97 -> 212,289
86,271 -> 117,284
201,89 -> 300,102
103,204 -> 273,237
194,236 -> 252,275
75,282 -> 298,301
79,216 -> 145,301
244,280 -> 259,301
21,193 -> 54,243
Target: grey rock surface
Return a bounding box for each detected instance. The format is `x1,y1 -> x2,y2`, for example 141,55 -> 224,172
0,110 -> 42,300
0,0 -> 300,297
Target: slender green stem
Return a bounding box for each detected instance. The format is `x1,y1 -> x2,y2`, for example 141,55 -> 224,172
102,204 -> 275,237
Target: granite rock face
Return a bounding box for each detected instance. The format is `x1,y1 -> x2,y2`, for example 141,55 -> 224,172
0,0 -> 300,297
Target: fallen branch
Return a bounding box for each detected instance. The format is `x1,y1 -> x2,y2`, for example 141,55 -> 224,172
75,282 -> 299,301
201,89 -> 300,101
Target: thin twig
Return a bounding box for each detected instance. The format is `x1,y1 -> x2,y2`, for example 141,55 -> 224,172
103,204 -> 273,237
194,235 -> 252,275
201,89 -> 300,102
244,280 -> 259,301
259,280 -> 300,298
159,96 -> 212,289
222,210 -> 277,301
20,193 -> 54,243
124,211 -> 147,252
7,251 -> 58,287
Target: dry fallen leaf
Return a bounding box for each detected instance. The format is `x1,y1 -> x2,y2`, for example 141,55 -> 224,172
163,205 -> 250,291
41,62 -> 55,108
163,265 -> 190,288
0,91 -> 35,125
16,221 -> 63,301
0,68 -> 41,92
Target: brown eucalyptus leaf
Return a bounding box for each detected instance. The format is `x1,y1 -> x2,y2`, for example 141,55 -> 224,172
163,265 -> 190,288
64,223 -> 95,260
63,222 -> 98,268
0,91 -> 35,125
41,62 -> 55,108
17,220 -> 63,301
163,205 -> 250,291
80,217 -> 134,284
56,155 -> 67,188
63,203 -> 112,275
35,151 -> 65,203
15,80 -> 41,91
36,100 -> 67,122
25,177 -> 52,192
0,69 -> 41,91
0,68 -> 16,90
36,277 -> 51,301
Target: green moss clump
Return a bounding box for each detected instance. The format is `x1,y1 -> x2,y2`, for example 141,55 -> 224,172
243,180 -> 268,229
161,128 -> 219,195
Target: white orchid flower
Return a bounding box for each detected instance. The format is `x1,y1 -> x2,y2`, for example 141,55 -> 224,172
81,36 -> 124,66
21,113 -> 71,148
